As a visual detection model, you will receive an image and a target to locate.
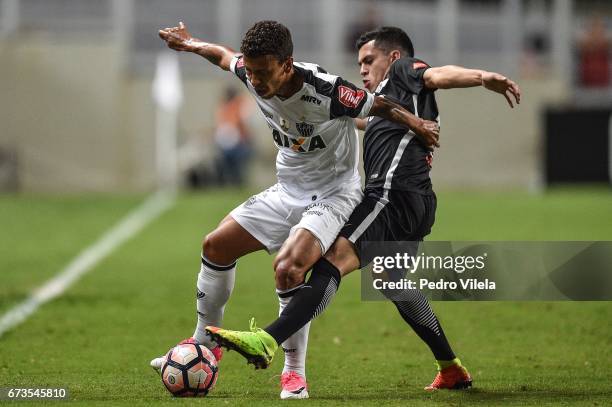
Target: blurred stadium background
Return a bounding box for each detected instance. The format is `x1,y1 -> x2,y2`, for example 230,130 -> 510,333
0,0 -> 611,192
0,0 -> 611,405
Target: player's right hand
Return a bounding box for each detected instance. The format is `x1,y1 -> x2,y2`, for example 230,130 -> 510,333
415,119 -> 440,149
482,71 -> 521,108
159,21 -> 194,52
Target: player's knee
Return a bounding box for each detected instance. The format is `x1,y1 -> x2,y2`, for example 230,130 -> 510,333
201,233 -> 216,259
202,232 -> 231,265
275,247 -> 309,273
274,258 -> 307,290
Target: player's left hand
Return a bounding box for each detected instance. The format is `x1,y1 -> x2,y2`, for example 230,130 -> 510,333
482,72 -> 521,108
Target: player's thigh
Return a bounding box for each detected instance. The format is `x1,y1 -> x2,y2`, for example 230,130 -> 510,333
324,236 -> 360,277
341,191 -> 429,272
273,190 -> 360,287
386,189 -> 434,239
293,188 -> 362,257
228,184 -> 293,253
204,216 -> 266,264
337,193 -> 400,269
415,192 -> 437,238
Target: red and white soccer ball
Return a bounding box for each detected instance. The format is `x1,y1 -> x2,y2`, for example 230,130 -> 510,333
161,343 -> 219,397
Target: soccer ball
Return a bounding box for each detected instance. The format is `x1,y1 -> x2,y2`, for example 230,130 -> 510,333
161,343 -> 219,397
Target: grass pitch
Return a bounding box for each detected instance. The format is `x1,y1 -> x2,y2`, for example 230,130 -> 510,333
0,188 -> 611,406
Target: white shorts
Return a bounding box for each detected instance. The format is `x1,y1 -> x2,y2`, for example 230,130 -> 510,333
230,183 -> 363,254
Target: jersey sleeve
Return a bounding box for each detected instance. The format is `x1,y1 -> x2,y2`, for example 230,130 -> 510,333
390,57 -> 431,94
229,54 -> 248,86
329,77 -> 375,119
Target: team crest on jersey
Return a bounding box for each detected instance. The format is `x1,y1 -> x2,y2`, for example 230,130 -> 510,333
236,57 -> 245,69
338,86 -> 365,108
280,117 -> 290,132
296,121 -> 315,137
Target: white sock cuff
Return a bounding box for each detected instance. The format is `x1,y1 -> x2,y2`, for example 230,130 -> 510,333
276,283 -> 304,299
201,254 -> 236,271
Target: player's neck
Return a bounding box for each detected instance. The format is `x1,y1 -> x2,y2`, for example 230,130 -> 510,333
276,68 -> 303,99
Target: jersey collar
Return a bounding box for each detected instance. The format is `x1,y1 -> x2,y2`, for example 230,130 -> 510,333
272,65 -> 307,104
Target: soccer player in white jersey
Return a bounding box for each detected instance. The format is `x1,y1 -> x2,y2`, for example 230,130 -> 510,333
151,20 -> 439,399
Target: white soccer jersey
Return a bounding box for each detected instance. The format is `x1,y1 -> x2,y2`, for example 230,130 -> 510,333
229,55 -> 374,198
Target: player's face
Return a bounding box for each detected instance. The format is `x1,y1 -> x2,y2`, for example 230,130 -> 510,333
358,40 -> 395,92
243,55 -> 292,99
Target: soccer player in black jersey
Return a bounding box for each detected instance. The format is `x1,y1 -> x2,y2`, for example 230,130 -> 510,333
207,26 -> 521,391
154,21 -> 442,400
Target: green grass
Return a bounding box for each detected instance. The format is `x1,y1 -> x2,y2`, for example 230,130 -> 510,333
0,195 -> 141,314
0,188 -> 611,406
433,188 -> 612,240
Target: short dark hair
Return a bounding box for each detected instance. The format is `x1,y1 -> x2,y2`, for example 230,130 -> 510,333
356,26 -> 414,57
241,20 -> 293,61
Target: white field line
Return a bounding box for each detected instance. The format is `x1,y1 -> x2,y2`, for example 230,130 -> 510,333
0,190 -> 176,339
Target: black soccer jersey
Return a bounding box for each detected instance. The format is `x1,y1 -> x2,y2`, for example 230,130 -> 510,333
363,57 -> 438,195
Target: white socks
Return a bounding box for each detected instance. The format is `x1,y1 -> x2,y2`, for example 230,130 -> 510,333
193,256 -> 236,348
191,253 -> 310,379
277,286 -> 310,378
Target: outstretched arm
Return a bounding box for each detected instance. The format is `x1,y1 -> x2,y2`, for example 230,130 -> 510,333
423,66 -> 521,108
159,22 -> 237,71
368,96 -> 440,148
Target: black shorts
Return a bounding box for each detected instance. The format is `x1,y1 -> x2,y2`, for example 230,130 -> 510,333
338,189 -> 437,268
